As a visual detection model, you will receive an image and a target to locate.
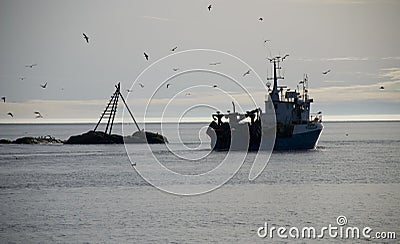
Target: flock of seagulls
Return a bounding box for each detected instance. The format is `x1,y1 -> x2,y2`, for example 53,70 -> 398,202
2,7 -> 387,122
4,60 -> 49,119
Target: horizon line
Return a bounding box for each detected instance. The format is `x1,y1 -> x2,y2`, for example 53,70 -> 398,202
0,114 -> 400,124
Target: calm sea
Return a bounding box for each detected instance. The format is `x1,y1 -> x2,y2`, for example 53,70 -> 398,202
0,122 -> 399,243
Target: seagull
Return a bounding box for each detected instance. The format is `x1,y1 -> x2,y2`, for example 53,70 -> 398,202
243,69 -> 251,77
213,85 -> 217,88
126,89 -> 133,93
322,69 -> 331,75
379,86 -> 385,90
185,92 -> 191,96
166,83 -> 171,88
172,68 -> 179,72
264,39 -> 271,44
144,52 -> 149,60
25,63 -> 37,68
208,4 -> 212,11
1,96 -> 5,103
34,111 -> 43,118
7,112 -> 13,118
40,82 -> 47,89
130,161 -> 136,167
282,54 -> 289,61
19,77 -> 26,81
209,62 -> 221,66
259,17 -> 263,21
83,33 -> 89,43
171,46 -> 178,52
139,83 -> 144,88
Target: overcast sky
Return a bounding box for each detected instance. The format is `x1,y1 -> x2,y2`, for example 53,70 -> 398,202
0,0 -> 399,122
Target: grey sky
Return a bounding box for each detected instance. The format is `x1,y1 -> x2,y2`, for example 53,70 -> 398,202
0,0 -> 399,122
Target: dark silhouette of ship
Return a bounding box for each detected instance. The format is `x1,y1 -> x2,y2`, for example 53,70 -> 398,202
206,55 -> 323,151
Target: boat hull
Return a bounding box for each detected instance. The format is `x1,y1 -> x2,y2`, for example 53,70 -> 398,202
207,121 -> 323,151
272,124 -> 323,150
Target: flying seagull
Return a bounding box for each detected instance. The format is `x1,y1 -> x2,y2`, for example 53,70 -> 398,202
130,161 -> 136,167
139,83 -> 144,88
209,62 -> 221,66
144,52 -> 149,61
171,46 -> 178,52
126,89 -> 133,93
83,33 -> 89,43
322,69 -> 331,75
166,83 -> 171,88
7,112 -> 13,118
172,68 -> 179,72
243,70 -> 251,77
264,39 -> 271,44
208,4 -> 212,11
34,111 -> 43,118
25,63 -> 37,68
282,54 -> 289,61
19,77 -> 26,81
40,82 -> 47,89
259,17 -> 263,21
213,85 -> 217,88
185,92 -> 191,96
380,86 -> 385,90
1,96 -> 5,103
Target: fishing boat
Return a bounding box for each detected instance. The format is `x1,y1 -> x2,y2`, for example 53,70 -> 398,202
206,55 -> 323,150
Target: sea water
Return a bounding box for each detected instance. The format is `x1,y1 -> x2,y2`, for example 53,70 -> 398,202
0,122 -> 399,243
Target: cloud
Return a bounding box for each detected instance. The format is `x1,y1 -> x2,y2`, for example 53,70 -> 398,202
311,79 -> 400,102
322,80 -> 346,83
321,57 -> 369,61
380,67 -> 400,80
294,0 -> 367,4
0,99 -> 106,121
141,15 -> 170,22
381,57 -> 400,60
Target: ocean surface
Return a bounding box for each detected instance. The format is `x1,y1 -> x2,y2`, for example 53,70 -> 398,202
0,122 -> 399,243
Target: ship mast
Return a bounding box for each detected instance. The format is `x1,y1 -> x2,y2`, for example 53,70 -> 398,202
267,55 -> 288,102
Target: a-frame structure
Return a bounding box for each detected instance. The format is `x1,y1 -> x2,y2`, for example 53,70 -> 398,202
93,82 -> 141,135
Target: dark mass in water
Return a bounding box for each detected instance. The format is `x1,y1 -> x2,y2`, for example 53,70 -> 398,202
65,83 -> 168,144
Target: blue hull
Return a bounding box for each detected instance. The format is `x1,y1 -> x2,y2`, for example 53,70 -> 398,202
274,128 -> 322,150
